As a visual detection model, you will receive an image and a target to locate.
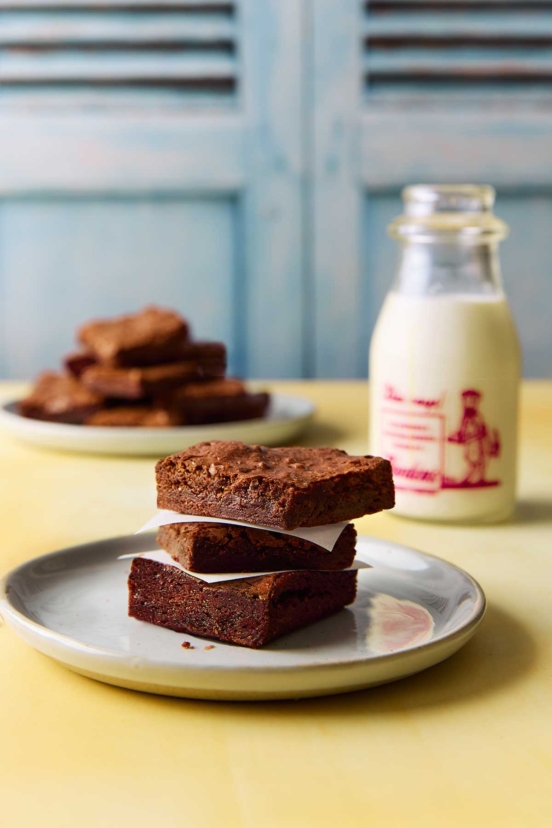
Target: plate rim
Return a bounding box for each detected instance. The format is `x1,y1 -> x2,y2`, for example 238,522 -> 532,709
0,533 -> 487,676
0,393 -> 316,438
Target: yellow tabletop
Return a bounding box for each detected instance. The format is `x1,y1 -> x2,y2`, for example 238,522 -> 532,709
1,380 -> 551,828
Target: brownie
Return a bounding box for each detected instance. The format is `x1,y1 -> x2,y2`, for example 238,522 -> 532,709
169,341 -> 226,364
157,521 -> 357,573
156,441 -> 395,530
18,371 -> 103,424
128,557 -> 357,648
64,351 -> 97,379
174,377 -> 247,400
177,392 -> 269,425
85,406 -> 181,427
77,305 -> 190,366
81,360 -> 225,400
170,379 -> 270,425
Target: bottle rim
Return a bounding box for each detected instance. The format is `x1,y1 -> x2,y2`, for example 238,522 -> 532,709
388,184 -> 509,243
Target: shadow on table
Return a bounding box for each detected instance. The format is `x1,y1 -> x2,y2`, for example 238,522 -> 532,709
510,497 -> 552,526
262,602 -> 537,716
295,421 -> 350,448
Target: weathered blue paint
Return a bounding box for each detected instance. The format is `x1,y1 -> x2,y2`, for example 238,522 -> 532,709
309,0 -> 552,379
0,0 -> 551,381
0,52 -> 237,83
312,0 -> 363,379
364,12 -> 552,37
0,12 -> 236,44
240,0 -> 305,378
0,0 -> 306,381
0,198 -> 237,379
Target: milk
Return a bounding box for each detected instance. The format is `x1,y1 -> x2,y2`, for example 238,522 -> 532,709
369,292 -> 521,522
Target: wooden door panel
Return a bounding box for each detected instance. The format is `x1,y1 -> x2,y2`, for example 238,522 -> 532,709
0,198 -> 238,378
0,0 -> 306,380
313,0 -> 552,379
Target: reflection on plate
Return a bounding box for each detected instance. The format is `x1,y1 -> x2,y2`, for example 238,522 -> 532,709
0,535 -> 485,701
0,394 -> 315,456
366,594 -> 435,654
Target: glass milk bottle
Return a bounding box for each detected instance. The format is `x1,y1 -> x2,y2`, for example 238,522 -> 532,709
369,185 -> 521,523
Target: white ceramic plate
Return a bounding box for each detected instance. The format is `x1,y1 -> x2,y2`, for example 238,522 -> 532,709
0,394 -> 315,456
0,534 -> 485,701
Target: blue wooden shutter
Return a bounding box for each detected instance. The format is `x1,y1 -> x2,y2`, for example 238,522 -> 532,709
313,0 -> 552,378
0,0 -> 305,379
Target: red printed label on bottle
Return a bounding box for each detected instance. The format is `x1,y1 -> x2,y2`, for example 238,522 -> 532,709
380,385 -> 501,494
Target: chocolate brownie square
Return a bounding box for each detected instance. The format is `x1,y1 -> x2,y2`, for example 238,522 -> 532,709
170,341 -> 226,364
157,522 -> 357,573
85,406 -> 181,427
157,523 -> 356,573
77,305 -> 190,366
64,351 -> 97,379
128,557 -> 357,648
18,372 -> 103,425
170,379 -> 270,425
81,360 -> 225,400
156,441 -> 395,529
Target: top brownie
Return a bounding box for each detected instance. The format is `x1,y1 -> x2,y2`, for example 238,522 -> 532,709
156,441 -> 395,530
77,305 -> 189,366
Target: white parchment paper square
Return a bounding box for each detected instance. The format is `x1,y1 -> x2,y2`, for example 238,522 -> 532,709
136,509 -> 350,552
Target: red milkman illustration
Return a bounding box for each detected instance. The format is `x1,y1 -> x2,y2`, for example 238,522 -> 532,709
447,389 -> 501,488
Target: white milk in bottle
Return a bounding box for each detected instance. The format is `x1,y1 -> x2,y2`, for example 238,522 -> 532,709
369,185 -> 521,523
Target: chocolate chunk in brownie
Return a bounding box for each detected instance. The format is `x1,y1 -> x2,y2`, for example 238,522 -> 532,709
169,378 -> 270,425
77,305 -> 190,366
157,522 -> 356,573
86,406 -> 181,427
156,441 -> 395,530
18,371 -> 103,424
128,557 -> 357,648
81,360 -> 225,400
64,351 -> 97,379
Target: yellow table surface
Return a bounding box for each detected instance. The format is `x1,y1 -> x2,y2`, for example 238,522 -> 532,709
1,380 -> 551,828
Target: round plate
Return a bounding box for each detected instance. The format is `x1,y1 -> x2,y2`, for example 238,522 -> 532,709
0,395 -> 314,456
0,535 -> 485,701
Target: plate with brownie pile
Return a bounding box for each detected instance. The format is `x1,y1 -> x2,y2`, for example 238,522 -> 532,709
0,442 -> 485,701
0,306 -> 314,455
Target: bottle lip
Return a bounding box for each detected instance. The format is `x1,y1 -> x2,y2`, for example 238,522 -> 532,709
403,184 -> 496,215
389,184 -> 509,243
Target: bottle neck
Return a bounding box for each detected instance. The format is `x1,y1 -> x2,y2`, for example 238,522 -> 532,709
393,240 -> 504,297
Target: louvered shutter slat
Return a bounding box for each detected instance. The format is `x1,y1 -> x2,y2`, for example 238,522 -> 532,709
0,14 -> 236,45
0,54 -> 235,83
0,1 -> 238,100
0,1 -> 230,8
365,13 -> 552,37
365,0 -> 552,95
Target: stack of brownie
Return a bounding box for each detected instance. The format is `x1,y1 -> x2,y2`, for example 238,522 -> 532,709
19,306 -> 269,427
128,440 -> 395,648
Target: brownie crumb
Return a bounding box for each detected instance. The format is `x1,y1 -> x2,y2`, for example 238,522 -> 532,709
181,641 -> 194,649
204,645 -> 215,650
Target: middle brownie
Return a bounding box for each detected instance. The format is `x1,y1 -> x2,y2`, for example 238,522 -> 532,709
157,522 -> 357,573
81,360 -> 226,400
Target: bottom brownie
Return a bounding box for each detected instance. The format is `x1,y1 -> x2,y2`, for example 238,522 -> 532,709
19,371 -> 103,424
168,379 -> 270,425
128,558 -> 357,648
85,406 -> 181,427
